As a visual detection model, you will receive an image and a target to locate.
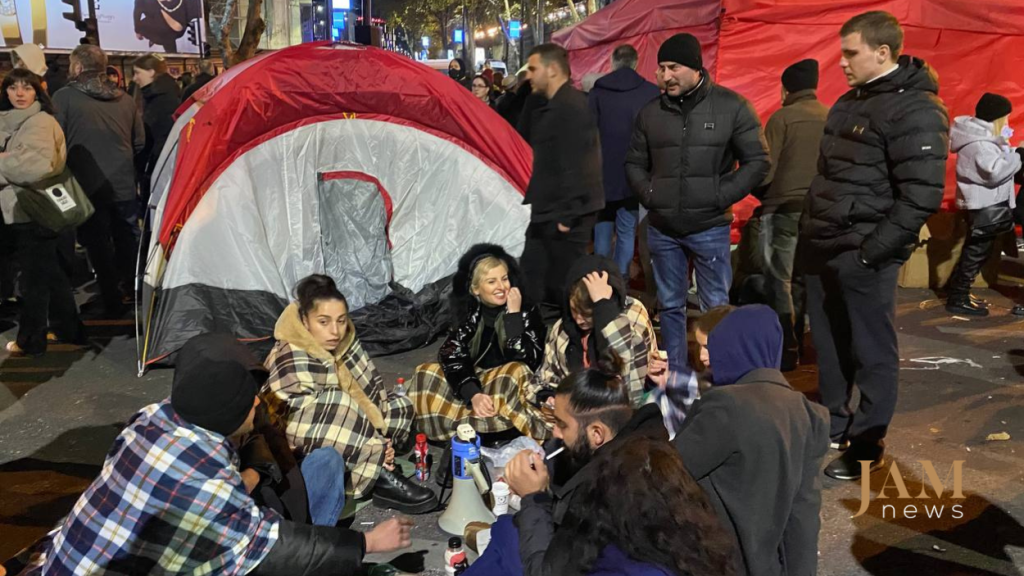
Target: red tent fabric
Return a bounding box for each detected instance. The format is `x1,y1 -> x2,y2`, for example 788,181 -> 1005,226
555,0 -> 722,81
554,0 -> 1024,239
158,42 -> 533,250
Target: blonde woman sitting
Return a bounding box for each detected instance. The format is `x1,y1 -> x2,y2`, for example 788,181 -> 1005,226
410,244 -> 549,442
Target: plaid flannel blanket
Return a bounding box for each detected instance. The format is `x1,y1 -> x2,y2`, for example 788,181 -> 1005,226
525,297 -> 657,407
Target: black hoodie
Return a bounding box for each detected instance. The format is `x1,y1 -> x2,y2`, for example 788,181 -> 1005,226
561,255 -> 627,371
141,73 -> 182,182
801,55 -> 949,267
53,72 -> 145,204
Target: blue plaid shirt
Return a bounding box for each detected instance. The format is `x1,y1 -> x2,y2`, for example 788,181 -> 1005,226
22,401 -> 280,575
653,368 -> 700,439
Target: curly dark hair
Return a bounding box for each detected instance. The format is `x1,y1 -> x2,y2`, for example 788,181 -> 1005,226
554,435 -> 737,576
0,69 -> 54,115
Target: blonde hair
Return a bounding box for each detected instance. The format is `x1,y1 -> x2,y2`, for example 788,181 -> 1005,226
992,115 -> 1009,139
470,257 -> 507,295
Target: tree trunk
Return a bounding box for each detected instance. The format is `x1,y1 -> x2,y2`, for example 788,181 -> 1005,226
230,0 -> 265,66
565,0 -> 580,23
586,0 -> 597,16
207,0 -> 236,62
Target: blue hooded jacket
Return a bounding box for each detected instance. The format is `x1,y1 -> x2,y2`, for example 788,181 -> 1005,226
707,305 -> 783,385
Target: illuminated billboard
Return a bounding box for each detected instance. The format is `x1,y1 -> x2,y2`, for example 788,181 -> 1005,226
0,0 -> 204,54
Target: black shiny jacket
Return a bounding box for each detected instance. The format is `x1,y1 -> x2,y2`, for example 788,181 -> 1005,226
438,303 -> 545,403
440,243 -> 545,403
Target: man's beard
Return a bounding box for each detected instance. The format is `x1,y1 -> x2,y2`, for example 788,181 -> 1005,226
565,435 -> 595,475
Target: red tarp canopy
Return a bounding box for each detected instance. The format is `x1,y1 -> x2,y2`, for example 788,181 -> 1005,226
554,0 -> 1024,239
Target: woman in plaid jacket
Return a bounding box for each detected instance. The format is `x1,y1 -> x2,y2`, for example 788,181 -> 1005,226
262,275 -> 438,515
410,244 -> 549,442
524,255 -> 659,413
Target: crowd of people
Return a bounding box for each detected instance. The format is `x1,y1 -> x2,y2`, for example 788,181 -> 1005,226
4,7 -> 1024,576
0,45 -> 218,356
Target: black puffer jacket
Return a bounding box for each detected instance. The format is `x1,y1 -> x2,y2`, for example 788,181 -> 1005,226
801,56 -> 950,267
438,244 -> 545,403
625,73 -> 769,237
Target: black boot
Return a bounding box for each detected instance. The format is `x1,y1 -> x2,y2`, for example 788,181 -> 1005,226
945,295 -> 989,317
372,468 -> 438,515
824,442 -> 885,481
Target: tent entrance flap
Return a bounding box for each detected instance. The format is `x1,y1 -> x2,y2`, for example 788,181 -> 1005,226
317,171 -> 394,310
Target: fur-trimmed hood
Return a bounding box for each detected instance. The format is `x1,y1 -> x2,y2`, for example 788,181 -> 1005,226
449,243 -> 525,326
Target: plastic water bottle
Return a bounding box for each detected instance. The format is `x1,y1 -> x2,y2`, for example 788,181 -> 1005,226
444,537 -> 468,575
394,377 -> 407,397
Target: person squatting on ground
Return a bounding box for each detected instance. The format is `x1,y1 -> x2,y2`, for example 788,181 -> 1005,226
262,275 -> 438,515
465,353 -> 673,576
524,255 -> 661,417
668,305 -> 830,576
19,333 -> 413,575
800,10 -> 950,481
519,43 -> 605,323
945,93 -> 1023,317
750,58 -> 829,370
411,244 -> 550,443
626,32 -> 770,371
589,44 -> 660,277
0,69 -> 84,357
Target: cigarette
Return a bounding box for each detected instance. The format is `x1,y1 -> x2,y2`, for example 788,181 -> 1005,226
657,350 -> 668,361
545,446 -> 565,460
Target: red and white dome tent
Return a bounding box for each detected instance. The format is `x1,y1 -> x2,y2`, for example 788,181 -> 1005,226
138,42 -> 533,373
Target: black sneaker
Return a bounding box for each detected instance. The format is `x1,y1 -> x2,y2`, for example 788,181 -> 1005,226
824,446 -> 885,481
945,297 -> 989,317
372,468 -> 438,515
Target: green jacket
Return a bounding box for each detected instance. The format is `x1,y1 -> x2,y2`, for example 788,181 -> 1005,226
759,90 -> 828,214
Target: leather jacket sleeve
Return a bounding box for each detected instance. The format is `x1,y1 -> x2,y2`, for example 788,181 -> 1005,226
502,306 -> 545,371
251,518 -> 365,576
438,312 -> 483,403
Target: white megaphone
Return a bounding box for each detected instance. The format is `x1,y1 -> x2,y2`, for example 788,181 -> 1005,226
438,424 -> 496,535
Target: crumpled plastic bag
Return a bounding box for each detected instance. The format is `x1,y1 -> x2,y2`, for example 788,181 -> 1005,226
480,436 -> 544,470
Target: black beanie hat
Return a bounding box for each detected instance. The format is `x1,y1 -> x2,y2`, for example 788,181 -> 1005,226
171,333 -> 267,436
657,33 -> 702,71
782,59 -> 819,93
976,93 -> 1012,123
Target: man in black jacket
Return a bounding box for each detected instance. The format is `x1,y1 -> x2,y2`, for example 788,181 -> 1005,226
801,11 -> 949,480
474,365 -> 667,576
671,305 -> 829,576
54,45 -> 146,317
626,34 -> 769,371
519,43 -> 604,322
181,60 -> 217,103
589,44 -> 660,277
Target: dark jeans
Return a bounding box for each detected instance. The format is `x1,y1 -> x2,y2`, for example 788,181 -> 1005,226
759,212 -> 806,365
947,210 -> 997,301
0,219 -> 17,300
648,223 -> 732,369
15,224 -> 83,354
520,215 -> 597,322
77,200 -> 141,310
806,251 -> 900,452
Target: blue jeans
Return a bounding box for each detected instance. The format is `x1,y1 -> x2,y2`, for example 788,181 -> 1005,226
300,447 -> 347,526
594,205 -> 639,276
648,224 -> 732,369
